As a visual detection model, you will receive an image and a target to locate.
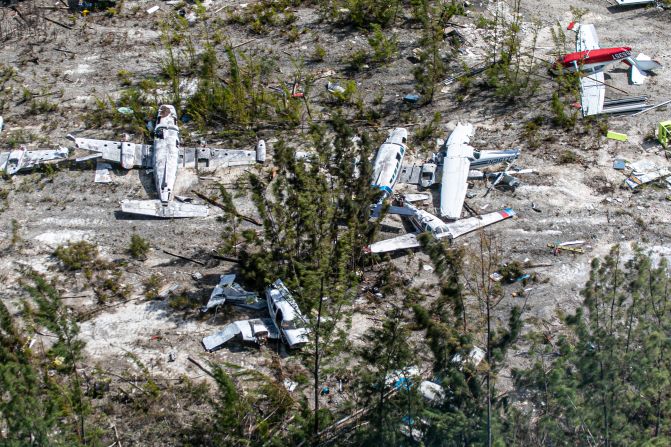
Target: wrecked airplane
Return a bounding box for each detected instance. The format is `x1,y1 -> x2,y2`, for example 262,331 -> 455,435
69,104 -> 266,218
202,279 -> 308,351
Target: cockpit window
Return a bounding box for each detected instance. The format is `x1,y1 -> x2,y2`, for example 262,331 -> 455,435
472,152 -> 481,159
396,153 -> 401,161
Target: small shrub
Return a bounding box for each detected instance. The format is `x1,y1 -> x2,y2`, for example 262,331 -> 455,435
312,44 -> 326,62
129,233 -> 150,260
144,274 -> 163,300
558,150 -> 580,165
54,241 -> 99,270
368,24 -> 397,65
347,49 -> 369,72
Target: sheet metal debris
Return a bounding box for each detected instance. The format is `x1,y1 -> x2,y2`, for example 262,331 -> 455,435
94,161 -> 112,183
625,159 -> 671,189
202,274 -> 266,312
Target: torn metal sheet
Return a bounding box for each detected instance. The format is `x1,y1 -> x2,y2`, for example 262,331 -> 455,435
94,161 -> 113,183
202,274 -> 266,311
625,160 -> 671,189
202,318 -> 279,351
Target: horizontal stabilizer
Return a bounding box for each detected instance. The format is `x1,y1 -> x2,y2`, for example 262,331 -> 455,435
387,205 -> 417,216
443,208 -> 516,239
366,233 -> 421,254
121,199 -> 208,218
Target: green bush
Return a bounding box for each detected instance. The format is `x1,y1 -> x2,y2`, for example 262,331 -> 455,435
129,233 -> 150,260
54,241 -> 99,270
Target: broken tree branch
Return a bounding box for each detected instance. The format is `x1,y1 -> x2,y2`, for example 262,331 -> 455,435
193,191 -> 261,226
187,356 -> 215,379
42,16 -> 73,30
162,249 -> 206,266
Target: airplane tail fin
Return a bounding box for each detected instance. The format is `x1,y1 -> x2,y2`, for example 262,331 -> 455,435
121,199 -> 208,218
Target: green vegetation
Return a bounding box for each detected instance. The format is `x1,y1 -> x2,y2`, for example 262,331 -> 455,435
128,233 -> 150,260
54,241 -> 99,271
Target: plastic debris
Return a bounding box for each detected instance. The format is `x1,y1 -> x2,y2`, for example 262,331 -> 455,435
326,82 -> 345,94
146,5 -> 159,13
659,120 -> 671,149
607,131 -> 628,142
117,107 -> 134,115
613,159 -> 626,170
284,379 -> 298,392
403,94 -> 420,103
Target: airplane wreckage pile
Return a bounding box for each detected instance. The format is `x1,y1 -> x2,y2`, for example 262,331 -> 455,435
1,20 -> 670,351
1,5 -> 671,439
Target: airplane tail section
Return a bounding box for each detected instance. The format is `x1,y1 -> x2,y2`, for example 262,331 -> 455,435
120,199 -> 208,218
442,208 -> 516,240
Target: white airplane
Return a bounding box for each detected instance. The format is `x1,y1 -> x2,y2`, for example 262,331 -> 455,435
370,127 -> 408,215
365,196 -> 515,254
0,145 -> 69,175
69,104 -> 266,218
438,123 -> 519,220
555,23 -> 662,116
202,279 -> 309,351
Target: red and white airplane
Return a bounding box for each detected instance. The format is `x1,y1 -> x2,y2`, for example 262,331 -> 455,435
554,23 -> 662,116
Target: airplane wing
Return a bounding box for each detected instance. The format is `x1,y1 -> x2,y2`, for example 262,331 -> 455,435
68,135 -> 153,169
440,123 -> 474,220
120,199 -> 208,218
0,147 -> 69,174
441,208 -> 516,239
580,71 -> 605,116
366,233 -> 421,254
576,23 -> 599,52
180,140 -> 265,169
202,318 -> 280,352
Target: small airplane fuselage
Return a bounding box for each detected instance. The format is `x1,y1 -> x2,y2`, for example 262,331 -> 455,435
406,203 -> 453,239
152,105 -> 180,204
469,149 -> 520,169
371,127 -> 408,200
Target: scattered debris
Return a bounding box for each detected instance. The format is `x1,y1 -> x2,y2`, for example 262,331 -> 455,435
146,5 -> 159,14
201,274 -> 266,312
191,272 -> 203,281
94,161 -> 112,183
613,159 -> 626,170
624,159 -> 671,189
284,379 -> 298,392
157,283 -> 180,299
531,202 -> 542,212
548,242 -> 586,255
403,94 -> 420,104
607,131 -> 628,142
117,107 -> 134,115
326,81 -> 345,94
